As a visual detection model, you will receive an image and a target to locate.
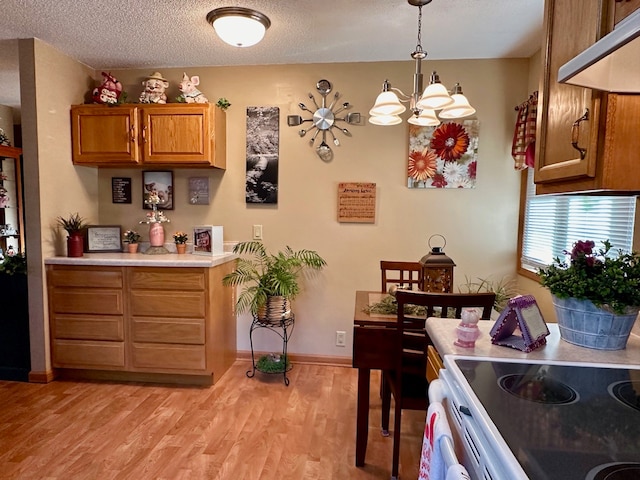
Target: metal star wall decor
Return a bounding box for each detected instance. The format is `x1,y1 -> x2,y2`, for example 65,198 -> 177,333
287,79 -> 361,162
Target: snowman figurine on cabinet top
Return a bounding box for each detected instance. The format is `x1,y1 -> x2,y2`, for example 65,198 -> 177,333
454,308 -> 481,348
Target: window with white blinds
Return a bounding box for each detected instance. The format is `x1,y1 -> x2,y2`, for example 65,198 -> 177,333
521,169 -> 637,273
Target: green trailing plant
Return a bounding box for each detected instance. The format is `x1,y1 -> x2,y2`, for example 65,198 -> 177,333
256,353 -> 291,373
56,212 -> 88,235
0,253 -> 27,276
538,239 -> 640,315
222,241 -> 327,316
362,295 -> 427,316
216,97 -> 231,110
458,275 -> 518,312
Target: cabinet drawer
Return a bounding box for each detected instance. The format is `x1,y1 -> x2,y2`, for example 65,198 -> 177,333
129,268 -> 205,290
52,289 -> 123,315
132,343 -> 206,370
132,316 -> 205,345
130,290 -> 205,317
50,268 -> 123,288
53,339 -> 125,368
53,314 -> 124,341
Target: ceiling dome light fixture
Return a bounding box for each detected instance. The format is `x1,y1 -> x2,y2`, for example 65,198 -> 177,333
206,7 -> 271,47
369,0 -> 475,126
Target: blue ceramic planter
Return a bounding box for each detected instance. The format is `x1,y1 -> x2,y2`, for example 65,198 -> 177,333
551,295 -> 639,350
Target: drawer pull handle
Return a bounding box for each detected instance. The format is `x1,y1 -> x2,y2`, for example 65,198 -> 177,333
130,126 -> 136,142
142,125 -> 147,143
571,109 -> 589,160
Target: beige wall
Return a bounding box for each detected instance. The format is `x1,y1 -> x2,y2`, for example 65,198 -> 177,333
19,38 -> 97,375
97,59 -> 530,357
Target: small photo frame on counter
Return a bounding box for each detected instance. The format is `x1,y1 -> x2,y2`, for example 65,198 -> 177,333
85,225 -> 122,253
192,225 -> 223,255
490,295 -> 549,352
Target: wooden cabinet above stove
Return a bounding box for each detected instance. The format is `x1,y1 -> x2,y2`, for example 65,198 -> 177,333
535,0 -> 640,194
70,103 -> 226,169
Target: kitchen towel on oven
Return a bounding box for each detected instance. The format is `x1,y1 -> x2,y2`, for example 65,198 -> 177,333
446,464 -> 471,480
418,402 -> 451,480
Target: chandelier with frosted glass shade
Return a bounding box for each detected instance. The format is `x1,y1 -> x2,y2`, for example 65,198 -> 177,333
206,7 -> 271,47
369,0 -> 475,127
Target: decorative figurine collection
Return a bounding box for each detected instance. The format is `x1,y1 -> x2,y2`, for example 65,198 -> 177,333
92,72 -> 123,105
138,71 -> 169,104
89,71 -> 223,107
454,308 -> 481,348
177,72 -> 209,103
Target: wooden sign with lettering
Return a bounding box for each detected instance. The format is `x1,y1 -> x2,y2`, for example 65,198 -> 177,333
337,182 -> 376,223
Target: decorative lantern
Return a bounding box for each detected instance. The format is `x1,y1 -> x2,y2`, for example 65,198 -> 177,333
419,234 -> 456,293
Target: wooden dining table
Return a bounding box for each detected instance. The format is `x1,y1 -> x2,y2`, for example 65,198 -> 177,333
352,290 -> 398,467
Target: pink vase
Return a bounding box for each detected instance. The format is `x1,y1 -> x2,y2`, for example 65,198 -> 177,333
149,223 -> 165,247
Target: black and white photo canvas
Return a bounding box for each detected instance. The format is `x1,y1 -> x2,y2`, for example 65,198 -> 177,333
246,106 -> 279,204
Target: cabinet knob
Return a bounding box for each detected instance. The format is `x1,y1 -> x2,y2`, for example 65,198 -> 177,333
570,109 -> 589,160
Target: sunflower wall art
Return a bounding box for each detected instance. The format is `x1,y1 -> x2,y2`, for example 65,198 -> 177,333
407,120 -> 480,189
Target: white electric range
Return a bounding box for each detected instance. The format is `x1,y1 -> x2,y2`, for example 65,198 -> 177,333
432,355 -> 640,480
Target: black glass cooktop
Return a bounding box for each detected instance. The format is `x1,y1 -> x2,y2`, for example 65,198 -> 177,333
454,359 -> 640,480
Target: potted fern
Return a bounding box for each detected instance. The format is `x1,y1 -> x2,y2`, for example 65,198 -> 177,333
222,241 -> 327,323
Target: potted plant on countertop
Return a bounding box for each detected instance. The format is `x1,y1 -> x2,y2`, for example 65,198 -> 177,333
56,212 -> 88,257
173,231 -> 188,254
222,240 -> 327,324
538,239 -> 640,350
123,230 -> 141,253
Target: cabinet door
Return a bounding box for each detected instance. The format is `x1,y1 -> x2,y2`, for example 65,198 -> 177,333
534,0 -> 609,186
140,104 -> 212,165
614,0 -> 640,24
71,105 -> 140,165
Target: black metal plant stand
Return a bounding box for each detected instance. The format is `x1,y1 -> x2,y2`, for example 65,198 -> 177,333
246,314 -> 295,386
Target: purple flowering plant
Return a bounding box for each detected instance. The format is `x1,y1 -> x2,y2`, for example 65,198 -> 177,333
538,239 -> 640,315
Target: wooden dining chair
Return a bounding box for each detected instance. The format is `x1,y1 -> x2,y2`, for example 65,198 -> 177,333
381,289 -> 496,480
380,260 -> 423,293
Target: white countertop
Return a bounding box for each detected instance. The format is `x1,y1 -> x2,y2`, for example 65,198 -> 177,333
44,252 -> 237,268
426,317 -> 640,366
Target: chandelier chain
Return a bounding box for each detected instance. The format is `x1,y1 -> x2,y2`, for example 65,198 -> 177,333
415,5 -> 423,53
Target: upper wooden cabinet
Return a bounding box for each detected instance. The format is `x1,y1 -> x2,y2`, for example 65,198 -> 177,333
614,0 -> 640,24
534,0 -> 640,194
71,103 -> 226,169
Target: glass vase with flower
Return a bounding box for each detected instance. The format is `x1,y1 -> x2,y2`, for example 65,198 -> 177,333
123,229 -> 141,253
140,192 -> 170,255
173,231 -> 188,254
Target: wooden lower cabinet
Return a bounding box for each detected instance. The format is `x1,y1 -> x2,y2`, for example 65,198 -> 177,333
426,345 -> 444,383
47,262 -> 236,384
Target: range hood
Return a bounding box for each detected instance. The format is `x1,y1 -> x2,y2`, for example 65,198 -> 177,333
558,8 -> 640,92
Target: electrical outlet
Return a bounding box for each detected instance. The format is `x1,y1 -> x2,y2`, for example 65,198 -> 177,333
336,330 -> 346,347
252,224 -> 263,240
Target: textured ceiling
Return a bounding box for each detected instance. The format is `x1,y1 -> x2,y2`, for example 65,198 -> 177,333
0,0 -> 544,110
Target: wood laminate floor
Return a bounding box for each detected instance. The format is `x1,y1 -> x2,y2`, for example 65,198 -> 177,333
0,362 -> 424,479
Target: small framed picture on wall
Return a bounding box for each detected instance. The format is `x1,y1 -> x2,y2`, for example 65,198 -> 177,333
142,170 -> 173,210
192,225 -> 224,255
